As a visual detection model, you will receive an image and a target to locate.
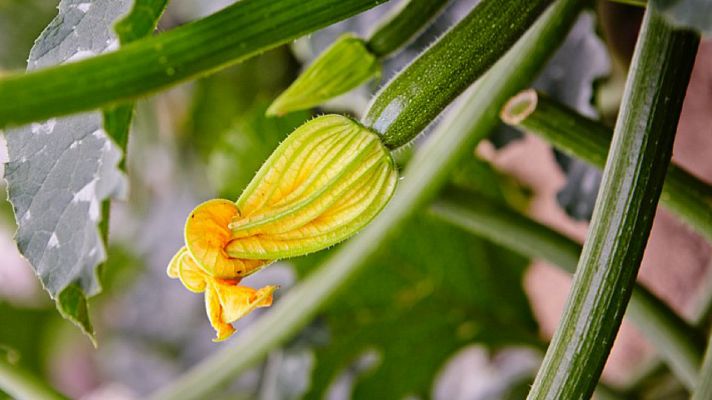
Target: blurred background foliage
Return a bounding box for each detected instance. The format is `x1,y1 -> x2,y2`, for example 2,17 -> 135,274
0,0 -> 705,399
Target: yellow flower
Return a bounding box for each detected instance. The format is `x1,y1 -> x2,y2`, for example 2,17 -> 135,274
168,115 -> 397,341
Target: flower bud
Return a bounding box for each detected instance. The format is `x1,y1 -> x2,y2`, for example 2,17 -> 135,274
167,114 -> 397,340
227,114 -> 398,259
266,34 -> 380,116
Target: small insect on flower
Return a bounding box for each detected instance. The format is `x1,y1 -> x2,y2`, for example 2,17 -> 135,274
168,115 -> 398,341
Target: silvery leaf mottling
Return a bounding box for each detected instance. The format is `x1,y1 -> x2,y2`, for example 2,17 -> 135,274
4,0 -> 130,299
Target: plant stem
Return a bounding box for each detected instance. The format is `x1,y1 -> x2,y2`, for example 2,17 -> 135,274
0,357 -> 67,400
148,2 -> 583,399
502,90 -> 712,243
0,0 -> 387,127
526,9 -> 699,399
429,188 -> 705,390
366,0 -> 449,58
692,334 -> 712,400
362,0 -> 554,149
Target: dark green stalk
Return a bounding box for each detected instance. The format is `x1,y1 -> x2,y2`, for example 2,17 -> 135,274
148,2 -> 584,399
527,9 -> 699,399
692,334 -> 712,400
362,0 -> 553,149
431,188 -> 705,390
501,90 -> 712,243
0,0 -> 387,127
0,357 -> 67,400
366,0 -> 449,57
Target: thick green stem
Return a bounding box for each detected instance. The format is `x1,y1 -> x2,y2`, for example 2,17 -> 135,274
148,2 -> 583,399
362,0 -> 554,149
692,334 -> 712,400
430,188 -> 704,390
502,90 -> 712,243
0,357 -> 67,400
366,0 -> 449,57
526,9 -> 699,399
0,0 -> 387,127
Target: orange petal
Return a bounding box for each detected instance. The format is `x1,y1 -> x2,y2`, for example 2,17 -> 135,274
205,283 -> 236,342
166,247 -> 185,279
184,199 -> 270,279
213,282 -> 277,323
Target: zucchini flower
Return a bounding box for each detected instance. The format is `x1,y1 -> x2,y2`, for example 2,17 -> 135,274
266,34 -> 380,116
168,115 -> 397,340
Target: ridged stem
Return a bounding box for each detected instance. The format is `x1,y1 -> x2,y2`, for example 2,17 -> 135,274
0,0 -> 388,127
526,9 -> 699,399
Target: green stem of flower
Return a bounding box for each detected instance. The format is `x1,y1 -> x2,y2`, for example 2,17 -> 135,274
362,0 -> 554,149
501,90 -> 712,244
366,0 -> 449,58
0,0 -> 387,128
430,187 -> 705,390
526,9 -> 699,399
147,1 -> 584,399
0,357 -> 67,400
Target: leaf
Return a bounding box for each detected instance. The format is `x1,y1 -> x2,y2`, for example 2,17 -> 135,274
652,0 -> 712,35
3,0 -> 130,340
294,214 -> 538,399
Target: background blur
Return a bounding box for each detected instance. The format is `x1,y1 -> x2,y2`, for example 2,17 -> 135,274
0,0 -> 711,399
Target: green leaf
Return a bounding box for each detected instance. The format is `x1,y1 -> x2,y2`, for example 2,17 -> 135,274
3,0 -> 130,340
55,284 -> 95,346
294,214 -> 538,399
652,0 -> 712,35
0,0 -> 389,127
